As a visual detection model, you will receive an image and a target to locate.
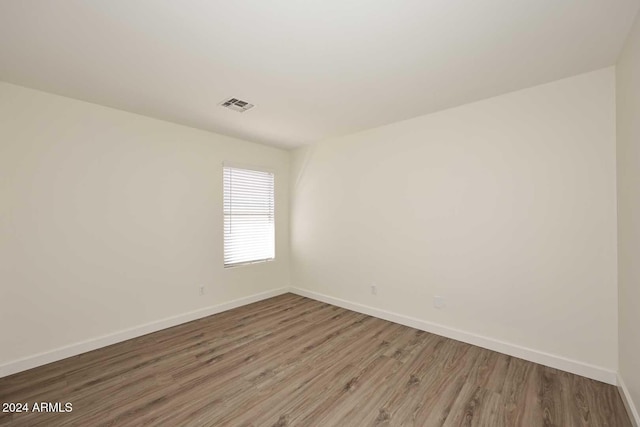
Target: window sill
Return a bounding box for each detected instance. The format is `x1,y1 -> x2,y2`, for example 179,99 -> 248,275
224,258 -> 275,269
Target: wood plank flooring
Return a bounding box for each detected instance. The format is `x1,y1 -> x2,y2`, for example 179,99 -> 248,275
0,294 -> 631,426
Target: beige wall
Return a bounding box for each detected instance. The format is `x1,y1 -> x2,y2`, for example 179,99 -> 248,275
617,9 -> 640,421
291,68 -> 618,371
0,82 -> 290,367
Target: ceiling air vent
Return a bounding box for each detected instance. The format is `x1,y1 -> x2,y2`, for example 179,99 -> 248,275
220,97 -> 255,113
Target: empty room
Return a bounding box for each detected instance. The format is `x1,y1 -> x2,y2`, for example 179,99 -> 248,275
1,1 -> 639,426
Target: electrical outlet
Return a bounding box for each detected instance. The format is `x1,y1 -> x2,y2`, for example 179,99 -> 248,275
199,286 -> 205,296
371,284 -> 377,295
434,295 -> 446,309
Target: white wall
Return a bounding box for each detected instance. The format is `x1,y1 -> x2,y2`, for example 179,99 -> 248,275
291,68 -> 618,375
0,82 -> 290,371
0,65 -> 624,388
617,9 -> 640,423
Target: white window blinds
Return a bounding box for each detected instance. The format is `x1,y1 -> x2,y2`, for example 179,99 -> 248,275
223,166 -> 275,267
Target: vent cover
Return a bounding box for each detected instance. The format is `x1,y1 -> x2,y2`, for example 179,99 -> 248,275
220,97 -> 255,112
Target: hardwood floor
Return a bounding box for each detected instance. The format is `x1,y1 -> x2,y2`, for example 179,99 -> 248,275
0,294 -> 631,426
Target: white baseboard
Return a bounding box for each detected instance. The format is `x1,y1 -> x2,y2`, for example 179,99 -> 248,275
0,287 -> 290,379
290,287 -> 618,385
619,374 -> 640,426
2,286 -> 620,389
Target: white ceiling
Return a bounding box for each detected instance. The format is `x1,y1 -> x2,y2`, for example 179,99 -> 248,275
1,1 -> 638,149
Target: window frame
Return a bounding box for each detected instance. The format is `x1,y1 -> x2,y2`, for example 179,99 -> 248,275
222,162 -> 276,268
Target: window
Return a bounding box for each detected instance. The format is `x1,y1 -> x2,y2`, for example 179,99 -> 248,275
223,165 -> 275,267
